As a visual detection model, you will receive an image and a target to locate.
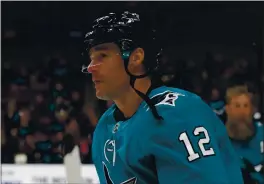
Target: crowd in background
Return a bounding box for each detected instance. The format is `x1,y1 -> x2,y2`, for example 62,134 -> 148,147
1,54 -> 99,164
1,49 -> 262,164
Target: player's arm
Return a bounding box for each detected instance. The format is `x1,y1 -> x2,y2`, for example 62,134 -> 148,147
147,95 -> 243,184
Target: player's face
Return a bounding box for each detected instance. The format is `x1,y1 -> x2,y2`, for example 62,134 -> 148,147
225,94 -> 254,139
226,94 -> 253,122
88,43 -> 130,100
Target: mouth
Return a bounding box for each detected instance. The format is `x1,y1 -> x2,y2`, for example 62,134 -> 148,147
93,80 -> 103,88
93,80 -> 102,84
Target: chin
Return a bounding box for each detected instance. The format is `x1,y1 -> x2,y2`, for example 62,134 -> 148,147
96,91 -> 111,101
96,95 -> 110,101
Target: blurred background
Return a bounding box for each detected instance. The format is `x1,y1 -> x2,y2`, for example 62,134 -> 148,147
1,1 -> 263,181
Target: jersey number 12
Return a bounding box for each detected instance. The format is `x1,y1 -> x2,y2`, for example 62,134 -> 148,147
179,126 -> 215,162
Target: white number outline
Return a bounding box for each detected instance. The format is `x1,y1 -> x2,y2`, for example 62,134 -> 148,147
179,126 -> 215,162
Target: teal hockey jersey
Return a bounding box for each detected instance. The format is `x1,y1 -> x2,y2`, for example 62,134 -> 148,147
231,121 -> 264,183
92,86 -> 244,184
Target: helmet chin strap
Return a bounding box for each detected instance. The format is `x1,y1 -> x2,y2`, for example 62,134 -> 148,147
123,54 -> 163,121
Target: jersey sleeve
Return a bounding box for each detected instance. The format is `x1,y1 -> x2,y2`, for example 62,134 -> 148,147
147,94 -> 243,184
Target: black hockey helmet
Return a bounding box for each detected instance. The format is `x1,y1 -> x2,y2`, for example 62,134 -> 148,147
83,11 -> 163,120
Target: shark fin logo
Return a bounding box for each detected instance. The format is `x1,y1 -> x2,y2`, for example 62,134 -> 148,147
103,162 -> 137,184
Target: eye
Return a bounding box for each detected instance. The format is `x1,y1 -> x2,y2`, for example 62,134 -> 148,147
90,53 -> 108,61
96,53 -> 107,62
100,53 -> 107,58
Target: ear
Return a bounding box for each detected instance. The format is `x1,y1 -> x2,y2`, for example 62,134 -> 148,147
127,48 -> 145,75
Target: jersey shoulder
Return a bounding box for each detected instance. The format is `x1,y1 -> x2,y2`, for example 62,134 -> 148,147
144,87 -> 225,159
145,86 -> 222,139
149,86 -> 208,118
149,86 -> 199,105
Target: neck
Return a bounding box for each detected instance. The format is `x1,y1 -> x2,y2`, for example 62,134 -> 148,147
114,78 -> 151,118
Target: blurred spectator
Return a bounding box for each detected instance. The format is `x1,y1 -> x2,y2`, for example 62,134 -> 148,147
51,80 -> 68,100
83,104 -> 98,128
30,69 -> 50,91
7,82 -> 20,101
35,92 -> 45,105
55,104 -> 70,124
31,92 -> 49,122
70,89 -> 84,116
15,106 -> 36,161
6,66 -> 33,103
206,85 -> 226,122
232,58 -> 257,83
16,66 -> 30,89
65,117 -> 80,143
49,124 -> 64,163
6,98 -> 18,121
204,52 -> 227,80
1,122 -> 19,163
48,55 -> 69,82
68,105 -> 98,163
49,96 -> 66,113
33,114 -> 65,164
160,59 -> 179,87
2,62 -> 14,89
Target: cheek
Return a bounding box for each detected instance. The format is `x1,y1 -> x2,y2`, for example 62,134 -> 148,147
114,64 -> 129,82
105,63 -> 128,84
227,108 -> 239,116
112,71 -> 129,89
96,57 -> 130,92
244,108 -> 252,116
230,108 -> 252,118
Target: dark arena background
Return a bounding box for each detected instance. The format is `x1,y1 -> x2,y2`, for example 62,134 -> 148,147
1,1 -> 264,184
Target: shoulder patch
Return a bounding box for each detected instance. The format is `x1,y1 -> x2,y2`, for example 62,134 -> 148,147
149,91 -> 185,108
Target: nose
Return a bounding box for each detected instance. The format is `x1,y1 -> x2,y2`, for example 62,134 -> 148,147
87,63 -> 102,73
